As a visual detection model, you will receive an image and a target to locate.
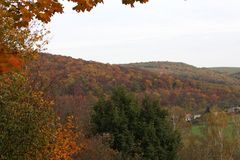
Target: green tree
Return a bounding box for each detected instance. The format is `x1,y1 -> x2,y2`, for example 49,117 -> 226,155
0,73 -> 80,160
180,110 -> 240,160
0,73 -> 56,160
91,86 -> 181,160
91,87 -> 139,158
138,97 -> 181,160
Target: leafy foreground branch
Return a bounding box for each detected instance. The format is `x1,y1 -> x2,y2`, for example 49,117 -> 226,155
0,73 -> 80,160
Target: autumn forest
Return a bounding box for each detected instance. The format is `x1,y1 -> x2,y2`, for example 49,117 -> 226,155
1,0 -> 240,160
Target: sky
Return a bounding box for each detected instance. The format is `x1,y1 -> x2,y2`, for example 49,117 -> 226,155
47,0 -> 240,67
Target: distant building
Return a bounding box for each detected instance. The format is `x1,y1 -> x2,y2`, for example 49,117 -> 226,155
185,113 -> 202,122
193,114 -> 201,120
185,113 -> 192,122
227,107 -> 240,114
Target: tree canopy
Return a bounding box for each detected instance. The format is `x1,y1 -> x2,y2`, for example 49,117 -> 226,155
0,9 -> 48,74
0,73 -> 79,160
91,86 -> 181,160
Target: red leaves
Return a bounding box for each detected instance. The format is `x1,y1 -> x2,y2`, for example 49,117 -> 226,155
0,54 -> 23,74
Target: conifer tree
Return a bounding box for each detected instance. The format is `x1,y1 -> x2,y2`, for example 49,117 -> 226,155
91,86 -> 181,160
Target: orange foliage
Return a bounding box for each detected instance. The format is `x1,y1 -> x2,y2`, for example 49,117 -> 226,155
0,54 -> 22,74
0,8 -> 47,74
50,116 -> 81,160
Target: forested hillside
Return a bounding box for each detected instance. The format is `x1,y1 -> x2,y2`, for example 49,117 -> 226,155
124,62 -> 240,85
232,72 -> 240,79
28,53 -> 240,116
2,0 -> 240,158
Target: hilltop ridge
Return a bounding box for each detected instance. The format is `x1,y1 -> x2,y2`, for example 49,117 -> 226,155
123,61 -> 240,86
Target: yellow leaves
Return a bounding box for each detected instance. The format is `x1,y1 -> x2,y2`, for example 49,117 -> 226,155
50,116 -> 81,160
204,111 -> 228,128
0,9 -> 49,74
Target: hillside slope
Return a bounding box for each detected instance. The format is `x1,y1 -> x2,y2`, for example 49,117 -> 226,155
231,72 -> 240,79
27,54 -> 240,114
124,62 -> 240,86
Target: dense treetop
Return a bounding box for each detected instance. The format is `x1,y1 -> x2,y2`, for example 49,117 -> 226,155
91,86 -> 181,159
0,73 -> 79,160
0,9 -> 48,74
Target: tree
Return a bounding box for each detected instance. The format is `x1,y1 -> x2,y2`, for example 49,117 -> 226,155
168,106 -> 190,132
49,116 -> 80,160
138,96 -> 181,160
91,86 -> 181,160
0,73 -> 55,159
77,135 -> 119,160
180,109 -> 240,160
0,73 -> 80,160
91,87 -> 139,158
0,9 -> 48,74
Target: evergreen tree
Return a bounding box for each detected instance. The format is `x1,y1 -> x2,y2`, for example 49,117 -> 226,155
91,86 -> 181,160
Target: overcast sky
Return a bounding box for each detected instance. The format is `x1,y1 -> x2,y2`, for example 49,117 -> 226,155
47,0 -> 240,67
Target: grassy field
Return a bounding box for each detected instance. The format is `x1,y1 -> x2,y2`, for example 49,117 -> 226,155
191,115 -> 240,137
191,124 -> 204,136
